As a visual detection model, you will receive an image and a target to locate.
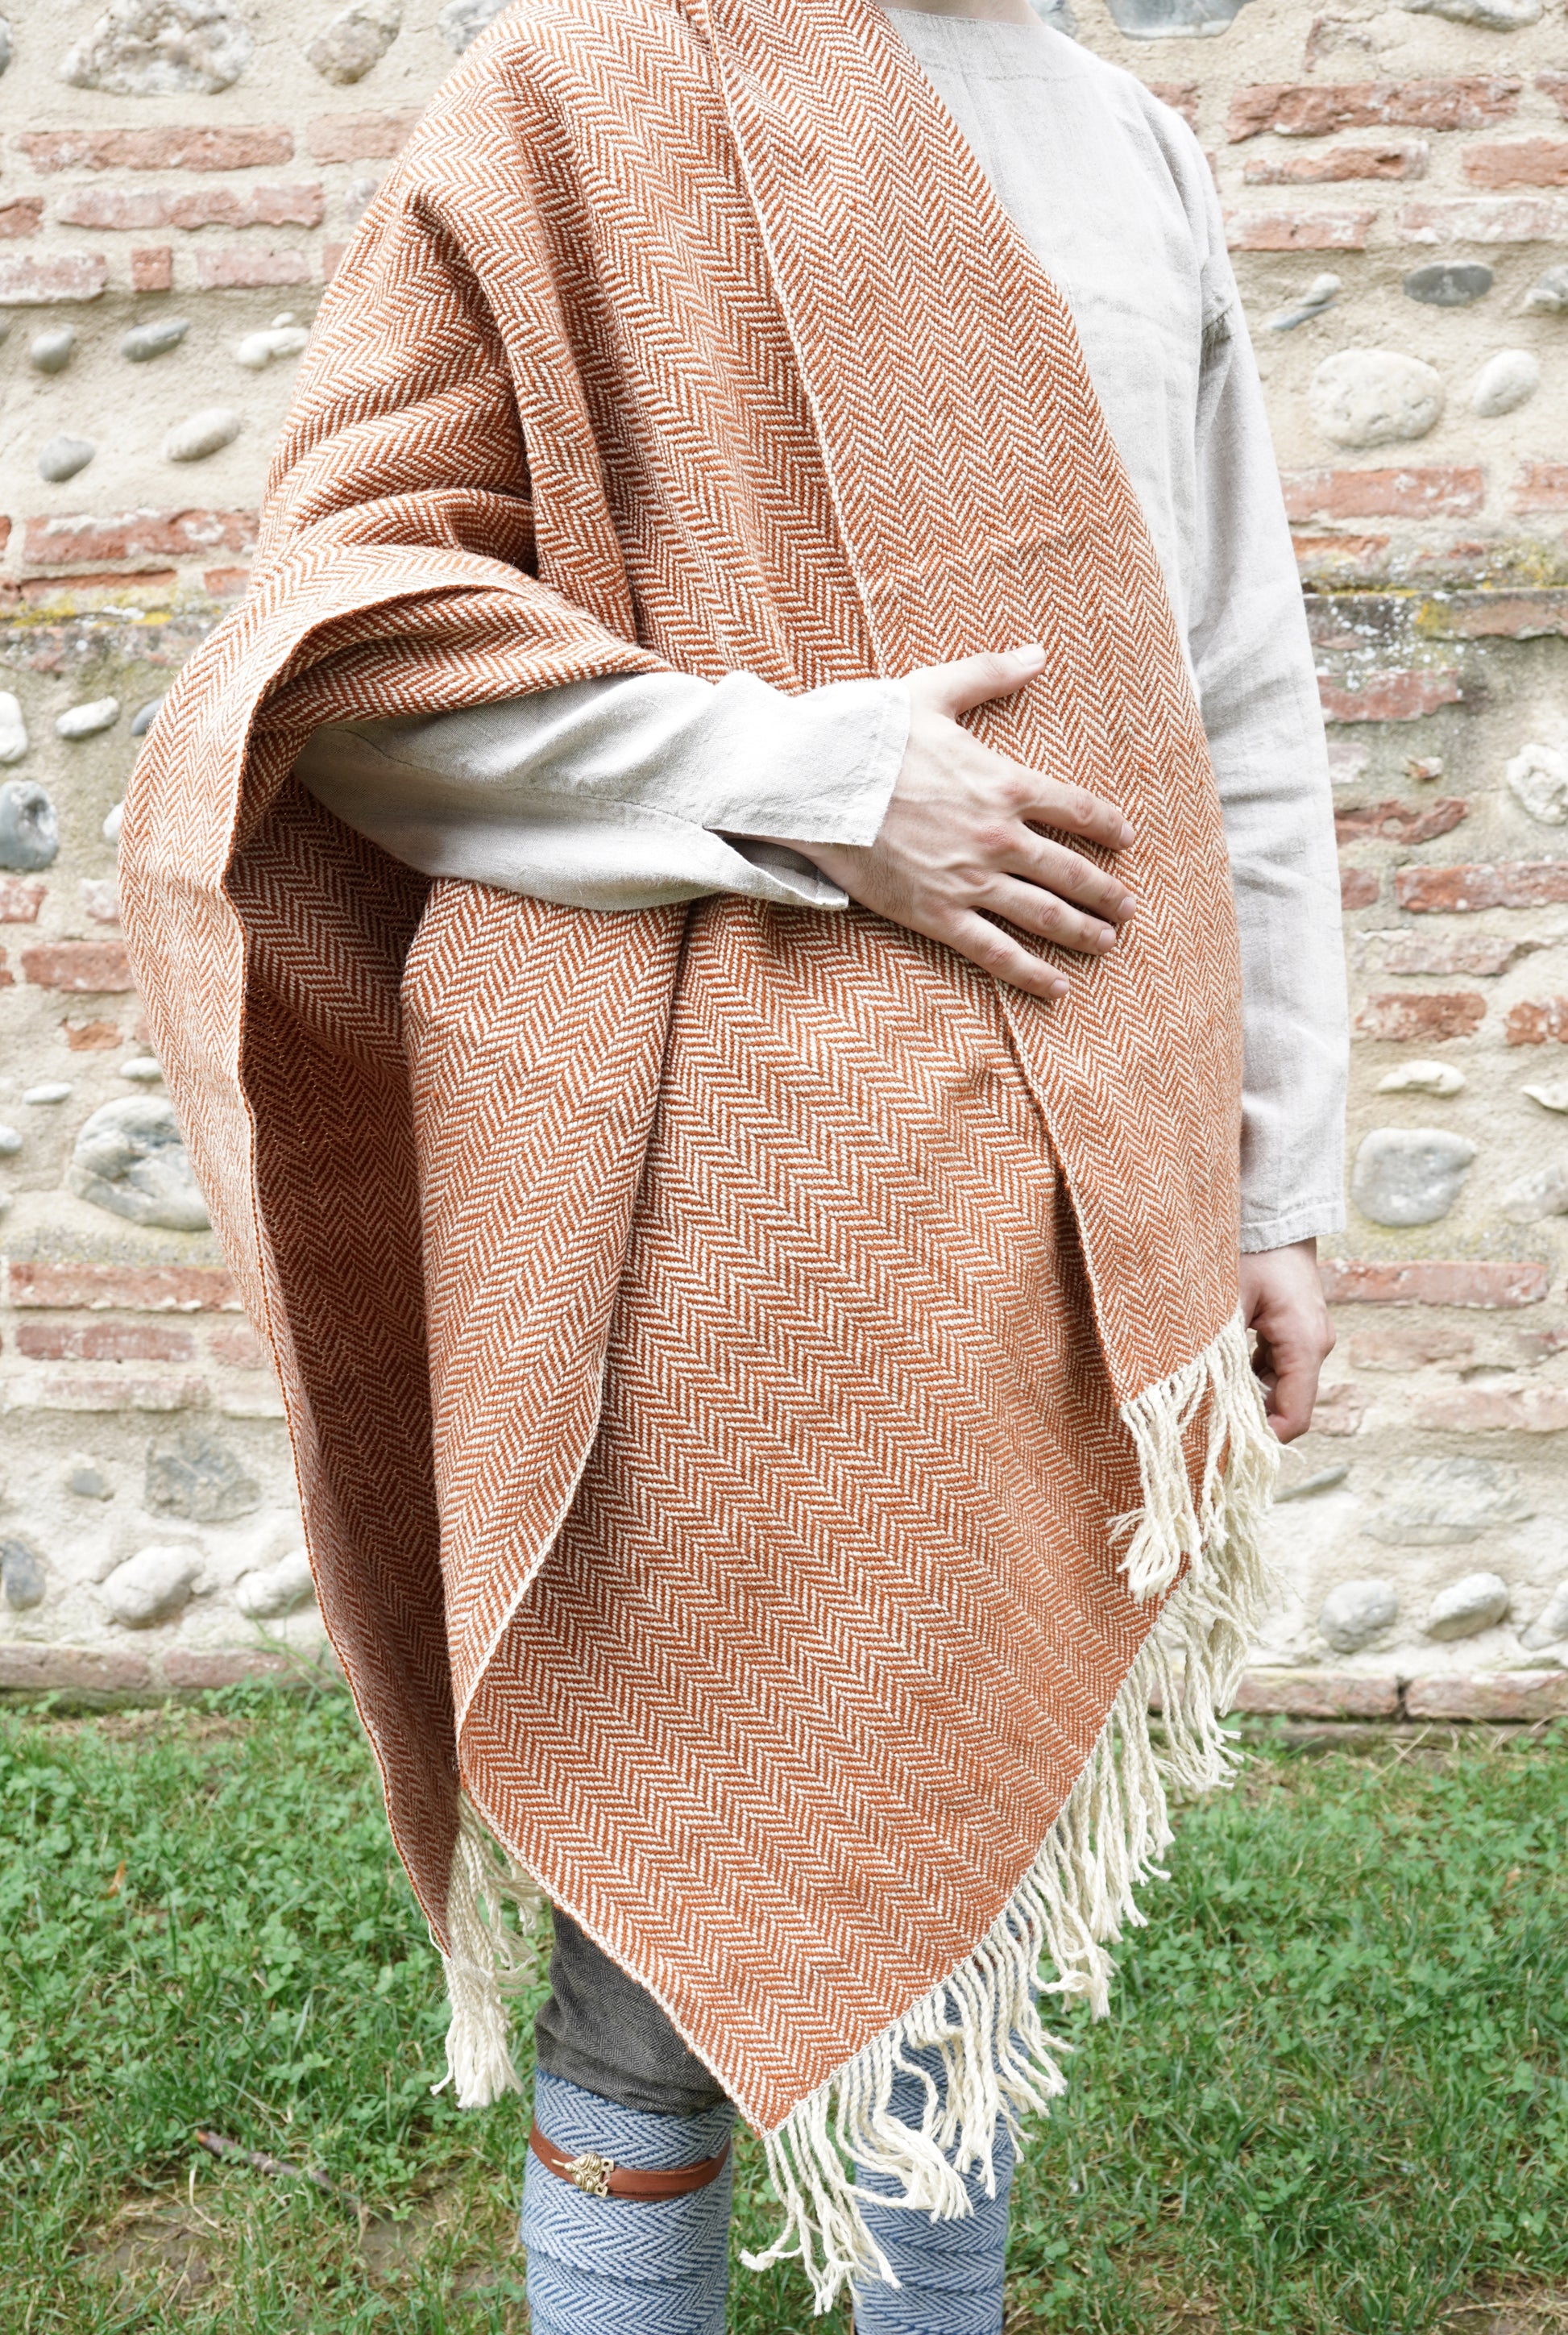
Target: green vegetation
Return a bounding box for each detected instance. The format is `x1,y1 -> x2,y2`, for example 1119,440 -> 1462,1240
2,1688 -> 1564,2332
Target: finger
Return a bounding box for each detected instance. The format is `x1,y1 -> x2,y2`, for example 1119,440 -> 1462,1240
1256,1340 -> 1321,1443
931,908 -> 1069,1002
914,644 -> 1047,721
982,873 -> 1122,957
1002,834 -> 1139,925
963,745 -> 1135,856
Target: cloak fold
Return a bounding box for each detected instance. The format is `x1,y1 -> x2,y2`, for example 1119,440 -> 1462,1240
119,0 -> 1276,2306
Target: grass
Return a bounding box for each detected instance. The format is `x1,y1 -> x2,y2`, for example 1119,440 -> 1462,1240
2,1687 -> 1565,2334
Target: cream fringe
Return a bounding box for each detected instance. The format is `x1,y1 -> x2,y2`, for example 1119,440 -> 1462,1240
439,1310 -> 1278,2317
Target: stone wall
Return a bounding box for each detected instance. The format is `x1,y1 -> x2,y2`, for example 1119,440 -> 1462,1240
3,0 -> 1568,1714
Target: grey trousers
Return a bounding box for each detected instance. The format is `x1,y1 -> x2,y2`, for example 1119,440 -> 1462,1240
534,1907 -> 730,2118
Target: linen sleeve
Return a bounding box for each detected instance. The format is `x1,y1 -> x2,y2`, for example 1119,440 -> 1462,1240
1188,246 -> 1349,1253
293,668 -> 908,914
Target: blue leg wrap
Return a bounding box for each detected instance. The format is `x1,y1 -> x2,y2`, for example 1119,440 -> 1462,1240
522,2069 -> 735,2335
851,2057 -> 1014,2335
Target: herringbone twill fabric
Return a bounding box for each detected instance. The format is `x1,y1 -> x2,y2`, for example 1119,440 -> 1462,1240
118,0 -> 1279,2308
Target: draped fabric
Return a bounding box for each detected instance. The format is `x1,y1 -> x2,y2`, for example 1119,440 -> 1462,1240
119,0 -> 1272,2303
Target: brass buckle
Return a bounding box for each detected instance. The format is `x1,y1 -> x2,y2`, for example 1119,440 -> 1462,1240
565,2150 -> 616,2198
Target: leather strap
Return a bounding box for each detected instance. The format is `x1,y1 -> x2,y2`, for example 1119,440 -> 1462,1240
529,2121 -> 731,2201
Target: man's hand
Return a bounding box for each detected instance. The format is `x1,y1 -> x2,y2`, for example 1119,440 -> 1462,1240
1240,1240 -> 1334,1442
778,644 -> 1139,1001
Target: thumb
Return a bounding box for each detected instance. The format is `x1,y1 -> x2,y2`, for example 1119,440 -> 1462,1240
913,642 -> 1047,720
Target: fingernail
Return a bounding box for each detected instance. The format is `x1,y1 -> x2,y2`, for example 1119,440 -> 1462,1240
1095,925 -> 1118,951
1011,642 -> 1046,670
1118,821 -> 1136,847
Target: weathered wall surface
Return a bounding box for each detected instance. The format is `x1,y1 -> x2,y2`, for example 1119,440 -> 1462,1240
3,0 -> 1568,1713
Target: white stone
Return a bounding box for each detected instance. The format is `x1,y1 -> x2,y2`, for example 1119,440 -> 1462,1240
1523,1578 -> 1568,1651
234,1547 -> 317,1618
234,325 -> 309,370
440,0 -> 509,48
0,1124 -> 19,1155
1523,1080 -> 1568,1113
1365,1456 -> 1532,1546
0,17 -> 10,73
1318,1577 -> 1399,1652
101,1544 -> 199,1628
23,1082 -> 72,1105
0,694 -> 28,767
130,696 -> 164,738
121,318 -> 190,363
66,1096 -> 210,1231
1471,349 -> 1540,419
102,800 -> 124,846
79,877 -> 119,925
1506,742 -> 1568,825
37,434 -> 95,484
1501,1161 -> 1568,1223
1351,1127 -> 1476,1227
306,0 -> 400,84
56,697 -> 120,740
1524,265 -> 1568,315
162,406 -> 243,463
1424,1570 -> 1511,1641
1102,0 -> 1252,30
1309,349 -> 1444,451
1376,1060 -> 1466,1097
0,781 -> 59,871
121,1057 -> 164,1083
1406,0 -> 1540,21
29,328 -> 75,374
60,0 -> 251,95
1266,272 -> 1341,334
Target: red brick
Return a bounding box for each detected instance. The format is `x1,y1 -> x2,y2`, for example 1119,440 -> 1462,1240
321,239 -> 348,283
0,252 -> 108,303
209,1322 -> 269,1369
21,941 -> 134,993
1363,931 -> 1525,976
1245,142 -> 1426,185
1334,798 -> 1468,846
0,878 -> 45,923
63,1018 -> 122,1049
1398,862 -> 1568,913
8,567 -> 180,604
1464,138 -> 1568,189
1417,589 -> 1568,640
203,566 -> 251,599
0,1643 -> 153,1695
17,1320 -> 197,1363
1540,71 -> 1568,121
1284,467 -> 1487,522
161,1648 -> 298,1689
130,245 -> 172,293
20,126 -> 294,172
5,1261 -> 240,1312
1341,866 -> 1380,908
1398,196 -> 1568,244
1350,1321 -> 1475,1369
1310,1382 -> 1366,1435
306,108 -> 421,163
0,948 -> 11,988
193,246 -> 313,289
0,197 -> 44,239
1321,671 -> 1462,723
1320,1260 -> 1549,1308
1417,1386 -> 1568,1433
1406,1672 -> 1568,1722
1226,78 -> 1522,143
31,1373 -> 208,1411
1292,533 -> 1391,573
22,509 -> 258,571
1232,1670 -> 1402,1720
1506,997 -> 1568,1045
1355,991 -> 1485,1042
1515,463 -> 1568,513
1226,208 -> 1375,251
1145,82 -> 1199,128
58,183 -> 325,231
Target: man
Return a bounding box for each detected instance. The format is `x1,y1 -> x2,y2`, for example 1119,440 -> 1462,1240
121,1 -> 1344,2328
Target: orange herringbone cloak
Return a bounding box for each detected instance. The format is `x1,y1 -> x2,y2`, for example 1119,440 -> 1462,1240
119,0 -> 1276,2301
